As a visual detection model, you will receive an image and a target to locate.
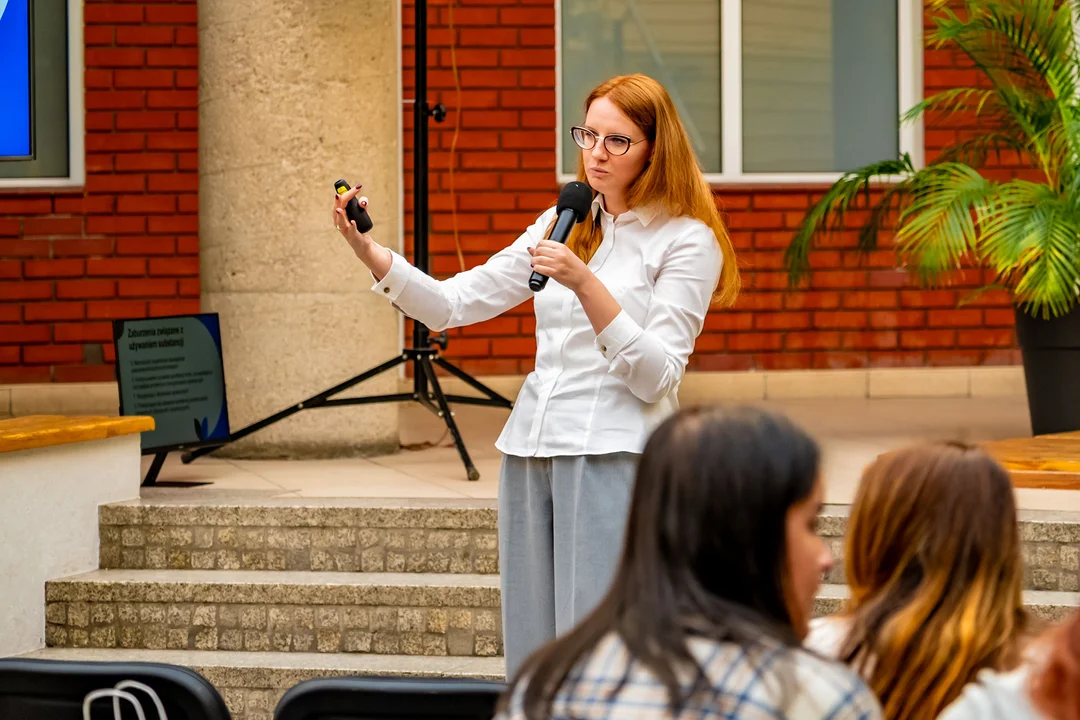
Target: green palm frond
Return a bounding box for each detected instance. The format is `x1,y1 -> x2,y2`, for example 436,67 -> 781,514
857,182 -> 908,254
1047,105 -> 1080,190
980,182 -> 1080,317
934,132 -> 1031,169
894,164 -> 996,283
978,0 -> 1078,101
928,2 -> 1067,163
784,156 -> 917,284
901,88 -> 998,126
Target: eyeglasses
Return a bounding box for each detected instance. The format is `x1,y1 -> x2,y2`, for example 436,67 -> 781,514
570,126 -> 646,156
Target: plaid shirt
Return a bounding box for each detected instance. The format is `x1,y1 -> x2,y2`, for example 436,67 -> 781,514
502,631 -> 882,719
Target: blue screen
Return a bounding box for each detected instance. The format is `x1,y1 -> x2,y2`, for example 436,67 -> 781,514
0,0 -> 32,158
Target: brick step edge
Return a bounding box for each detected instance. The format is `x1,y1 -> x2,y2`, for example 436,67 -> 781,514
99,502 -> 499,574
41,575 -> 1078,656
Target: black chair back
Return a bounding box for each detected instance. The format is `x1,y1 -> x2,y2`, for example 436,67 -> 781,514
0,657 -> 230,719
274,676 -> 506,720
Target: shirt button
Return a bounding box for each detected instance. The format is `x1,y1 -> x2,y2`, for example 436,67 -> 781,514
601,345 -> 607,353
383,287 -> 390,294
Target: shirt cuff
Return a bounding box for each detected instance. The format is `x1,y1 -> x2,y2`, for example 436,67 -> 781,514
369,249 -> 411,304
595,310 -> 642,362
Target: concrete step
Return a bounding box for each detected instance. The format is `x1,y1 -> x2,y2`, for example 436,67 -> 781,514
26,586 -> 1079,719
817,505 -> 1080,593
814,584 -> 1080,623
100,498 -> 1080,593
45,570 -> 501,657
98,498 -> 498,574
19,648 -> 505,720
44,568 -> 1080,657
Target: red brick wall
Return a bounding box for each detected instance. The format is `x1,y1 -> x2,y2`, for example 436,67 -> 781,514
402,1 -> 1020,376
0,1 -> 198,384
1,1 -> 1021,383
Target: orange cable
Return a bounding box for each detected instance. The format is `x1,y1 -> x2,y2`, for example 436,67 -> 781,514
447,0 -> 466,272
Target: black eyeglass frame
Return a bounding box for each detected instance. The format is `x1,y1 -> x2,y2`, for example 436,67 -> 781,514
570,126 -> 647,156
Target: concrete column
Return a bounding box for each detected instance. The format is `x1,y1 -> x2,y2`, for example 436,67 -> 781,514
198,0 -> 401,457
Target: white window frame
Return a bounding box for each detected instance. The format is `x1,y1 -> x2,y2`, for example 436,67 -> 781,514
555,0 -> 924,186
0,0 -> 86,189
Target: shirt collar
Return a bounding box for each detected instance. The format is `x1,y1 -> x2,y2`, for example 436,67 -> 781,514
590,194 -> 659,228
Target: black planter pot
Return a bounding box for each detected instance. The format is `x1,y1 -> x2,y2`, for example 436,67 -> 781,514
1015,304 -> 1080,435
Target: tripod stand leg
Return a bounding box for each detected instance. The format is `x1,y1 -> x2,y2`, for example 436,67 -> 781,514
432,356 -> 513,407
143,452 -> 168,487
419,355 -> 480,481
182,353 -> 408,463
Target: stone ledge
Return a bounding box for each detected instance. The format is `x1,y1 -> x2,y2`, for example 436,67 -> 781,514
44,570 -> 502,657
0,415 -> 154,455
98,502 -> 1080,589
0,366 -> 1027,420
46,570 -> 500,606
417,367 -> 1027,402
816,505 -> 1080,542
816,506 -> 1080,592
100,499 -> 498,529
98,508 -> 500,574
813,584 -> 1080,623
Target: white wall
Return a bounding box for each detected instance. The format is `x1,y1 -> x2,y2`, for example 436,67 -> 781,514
0,435 -> 141,656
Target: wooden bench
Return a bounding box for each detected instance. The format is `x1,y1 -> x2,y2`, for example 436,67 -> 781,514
0,415 -> 154,454
983,431 -> 1080,490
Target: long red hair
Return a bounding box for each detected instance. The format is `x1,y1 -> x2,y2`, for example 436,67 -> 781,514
558,74 -> 739,308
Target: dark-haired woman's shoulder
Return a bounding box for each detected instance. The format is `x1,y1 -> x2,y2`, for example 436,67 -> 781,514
784,643 -> 883,719
497,633 -> 881,719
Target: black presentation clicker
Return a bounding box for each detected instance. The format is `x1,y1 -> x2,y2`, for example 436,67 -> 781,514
334,179 -> 374,233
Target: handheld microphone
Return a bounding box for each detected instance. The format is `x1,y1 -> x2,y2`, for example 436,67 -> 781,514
334,179 -> 374,233
529,181 -> 594,292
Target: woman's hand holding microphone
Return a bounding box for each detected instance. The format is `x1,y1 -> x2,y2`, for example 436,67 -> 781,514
527,241 -> 594,294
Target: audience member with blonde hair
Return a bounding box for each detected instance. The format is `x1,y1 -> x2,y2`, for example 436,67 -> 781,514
805,441 -> 1031,720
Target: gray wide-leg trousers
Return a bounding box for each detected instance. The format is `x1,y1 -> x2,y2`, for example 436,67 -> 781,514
498,452 -> 638,679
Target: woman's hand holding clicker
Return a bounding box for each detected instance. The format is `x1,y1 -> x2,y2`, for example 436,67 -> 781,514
333,184 -> 392,279
333,185 -> 375,257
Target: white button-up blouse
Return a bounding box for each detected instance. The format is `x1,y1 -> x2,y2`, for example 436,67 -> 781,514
371,197 -> 723,458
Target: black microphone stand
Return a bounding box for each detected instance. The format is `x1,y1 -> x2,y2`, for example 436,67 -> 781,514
180,0 -> 513,481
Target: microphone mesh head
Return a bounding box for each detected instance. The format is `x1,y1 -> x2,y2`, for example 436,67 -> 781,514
557,181 -> 594,222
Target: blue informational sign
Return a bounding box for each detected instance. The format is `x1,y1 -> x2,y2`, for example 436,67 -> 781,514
0,0 -> 32,158
113,314 -> 233,453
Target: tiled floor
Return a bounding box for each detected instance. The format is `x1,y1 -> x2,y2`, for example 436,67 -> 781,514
139,395 -> 1080,511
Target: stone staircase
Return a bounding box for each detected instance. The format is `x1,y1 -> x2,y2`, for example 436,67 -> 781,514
42,570 -> 502,657
20,498 -> 1080,719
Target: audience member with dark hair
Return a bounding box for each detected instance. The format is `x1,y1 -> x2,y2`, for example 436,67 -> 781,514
806,441 -> 1031,720
939,609 -> 1080,720
498,405 -> 882,720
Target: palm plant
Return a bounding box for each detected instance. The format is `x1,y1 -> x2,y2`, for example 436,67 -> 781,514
784,0 -> 1080,320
